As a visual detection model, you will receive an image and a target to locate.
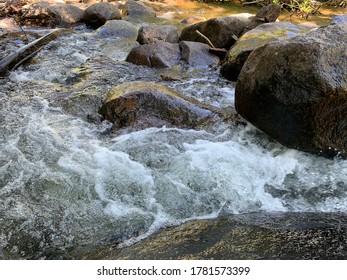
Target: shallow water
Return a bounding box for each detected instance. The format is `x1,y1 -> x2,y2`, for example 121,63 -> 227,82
0,6 -> 346,259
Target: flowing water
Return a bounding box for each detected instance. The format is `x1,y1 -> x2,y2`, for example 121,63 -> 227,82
0,9 -> 346,259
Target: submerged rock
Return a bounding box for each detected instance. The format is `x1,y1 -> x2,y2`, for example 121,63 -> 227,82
126,42 -> 181,68
235,23 -> 347,158
82,2 -> 122,29
99,82 -> 218,130
179,15 -> 251,49
20,1 -> 84,27
221,22 -> 309,81
137,25 -> 179,44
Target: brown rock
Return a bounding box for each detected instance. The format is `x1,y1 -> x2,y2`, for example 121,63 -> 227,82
99,82 -> 218,129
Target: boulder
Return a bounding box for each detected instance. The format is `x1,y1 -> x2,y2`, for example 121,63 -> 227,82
181,15 -> 206,25
137,25 -> 179,44
180,41 -> 220,68
125,0 -> 156,20
221,22 -> 309,81
126,42 -> 180,68
94,19 -> 138,39
20,1 -> 83,27
82,2 -> 122,29
332,14 -> 347,24
242,4 -> 281,35
99,82 -> 217,129
235,23 -> 347,158
179,15 -> 251,49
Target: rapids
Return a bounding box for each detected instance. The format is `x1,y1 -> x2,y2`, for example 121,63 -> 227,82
0,20 -> 346,259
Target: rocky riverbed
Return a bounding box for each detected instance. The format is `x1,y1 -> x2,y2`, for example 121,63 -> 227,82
0,0 -> 346,260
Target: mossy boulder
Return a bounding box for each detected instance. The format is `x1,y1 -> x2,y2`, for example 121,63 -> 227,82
221,22 -> 309,81
235,23 -> 347,158
99,82 -> 218,130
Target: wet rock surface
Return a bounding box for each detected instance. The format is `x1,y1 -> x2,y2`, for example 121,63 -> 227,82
80,212 -> 347,260
235,23 -> 347,158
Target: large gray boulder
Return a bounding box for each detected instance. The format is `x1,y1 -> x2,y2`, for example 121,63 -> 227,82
221,22 -> 309,81
99,82 -> 217,129
180,41 -> 220,68
137,25 -> 179,44
179,15 -> 251,49
235,23 -> 347,158
126,42 -> 180,68
82,2 -> 122,29
20,1 -> 83,27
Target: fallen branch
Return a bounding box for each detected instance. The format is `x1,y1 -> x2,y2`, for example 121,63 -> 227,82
0,28 -> 68,76
12,46 -> 44,71
195,30 -> 216,48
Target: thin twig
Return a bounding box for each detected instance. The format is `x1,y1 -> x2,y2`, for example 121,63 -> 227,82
195,30 -> 216,48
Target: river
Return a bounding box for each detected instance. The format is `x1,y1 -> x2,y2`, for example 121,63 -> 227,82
0,1 -> 346,259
